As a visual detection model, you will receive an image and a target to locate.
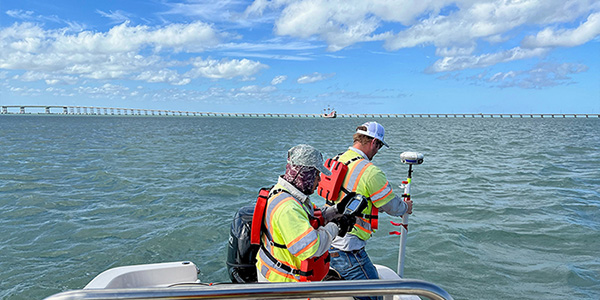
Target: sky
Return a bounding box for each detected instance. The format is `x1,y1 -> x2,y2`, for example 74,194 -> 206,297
0,0 -> 599,114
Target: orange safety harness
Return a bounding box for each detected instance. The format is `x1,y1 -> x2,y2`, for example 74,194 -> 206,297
250,187 -> 329,281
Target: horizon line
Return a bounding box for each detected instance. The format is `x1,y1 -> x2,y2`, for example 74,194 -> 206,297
1,105 -> 599,118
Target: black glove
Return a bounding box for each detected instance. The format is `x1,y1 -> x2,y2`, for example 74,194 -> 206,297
336,192 -> 356,213
332,214 -> 356,237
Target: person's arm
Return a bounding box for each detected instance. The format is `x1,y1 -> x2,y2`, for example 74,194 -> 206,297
365,167 -> 412,216
378,195 -> 410,216
311,223 -> 338,257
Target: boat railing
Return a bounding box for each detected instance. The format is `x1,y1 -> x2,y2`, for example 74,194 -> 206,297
44,279 -> 453,300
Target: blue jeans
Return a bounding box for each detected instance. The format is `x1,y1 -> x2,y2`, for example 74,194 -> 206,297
329,247 -> 381,300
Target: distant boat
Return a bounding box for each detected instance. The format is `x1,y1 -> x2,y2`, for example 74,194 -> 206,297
322,107 -> 337,118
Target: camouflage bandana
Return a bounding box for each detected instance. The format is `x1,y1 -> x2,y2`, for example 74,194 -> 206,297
283,164 -> 319,195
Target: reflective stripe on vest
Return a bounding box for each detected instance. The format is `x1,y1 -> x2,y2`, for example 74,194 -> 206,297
370,181 -> 392,205
343,159 -> 372,194
341,157 -> 378,240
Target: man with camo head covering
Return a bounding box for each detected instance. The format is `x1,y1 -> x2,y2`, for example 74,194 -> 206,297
255,144 -> 356,282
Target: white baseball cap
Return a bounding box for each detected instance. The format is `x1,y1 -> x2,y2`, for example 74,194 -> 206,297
356,121 -> 389,147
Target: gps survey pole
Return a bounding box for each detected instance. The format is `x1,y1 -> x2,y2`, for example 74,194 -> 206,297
394,152 -> 424,277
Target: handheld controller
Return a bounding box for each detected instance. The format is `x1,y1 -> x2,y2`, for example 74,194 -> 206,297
343,194 -> 368,216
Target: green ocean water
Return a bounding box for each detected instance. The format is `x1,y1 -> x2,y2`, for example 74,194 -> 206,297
0,115 -> 599,300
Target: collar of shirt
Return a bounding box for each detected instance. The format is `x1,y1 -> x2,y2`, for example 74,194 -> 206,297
348,147 -> 371,162
277,176 -> 310,205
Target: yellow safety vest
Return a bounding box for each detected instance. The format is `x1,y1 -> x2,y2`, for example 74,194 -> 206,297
337,149 -> 395,241
255,184 -> 324,282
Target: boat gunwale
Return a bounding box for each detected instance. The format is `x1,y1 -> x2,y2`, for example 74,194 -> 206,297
44,278 -> 453,300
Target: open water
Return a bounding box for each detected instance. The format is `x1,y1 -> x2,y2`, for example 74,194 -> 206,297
0,115 -> 599,300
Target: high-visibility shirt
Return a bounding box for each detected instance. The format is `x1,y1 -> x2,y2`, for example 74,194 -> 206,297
256,183 -> 323,282
337,148 -> 396,241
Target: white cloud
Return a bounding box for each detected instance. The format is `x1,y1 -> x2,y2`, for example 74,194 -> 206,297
5,9 -> 86,31
0,21 -> 267,85
96,10 -> 133,24
271,75 -> 287,85
522,12 -> 600,48
6,10 -> 35,20
187,57 -> 268,80
441,62 -> 590,89
489,71 -> 517,82
487,62 -> 589,89
147,22 -> 222,52
0,22 -> 221,74
13,71 -> 78,85
297,72 -> 334,84
134,69 -> 191,86
383,0 -> 551,51
273,0 -> 388,51
244,0 -> 272,17
246,0 -> 456,51
9,85 -> 42,96
237,85 -> 277,93
426,47 -> 550,73
76,83 -> 130,98
242,0 -> 599,71
45,21 -> 221,54
435,45 -> 477,57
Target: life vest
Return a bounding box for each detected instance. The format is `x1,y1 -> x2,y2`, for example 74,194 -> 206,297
318,155 -> 380,235
317,158 -> 349,202
252,188 -> 329,282
250,188 -> 270,246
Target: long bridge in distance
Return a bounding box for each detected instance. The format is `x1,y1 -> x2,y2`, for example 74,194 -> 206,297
2,105 -> 599,118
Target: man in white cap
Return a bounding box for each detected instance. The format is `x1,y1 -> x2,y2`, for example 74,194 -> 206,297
256,144 -> 356,282
325,122 -> 413,300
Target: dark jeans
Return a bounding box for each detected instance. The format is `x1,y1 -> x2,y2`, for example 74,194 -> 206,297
329,247 -> 381,300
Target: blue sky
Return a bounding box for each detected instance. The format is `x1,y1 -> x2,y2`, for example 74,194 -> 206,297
1,0 -> 599,114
